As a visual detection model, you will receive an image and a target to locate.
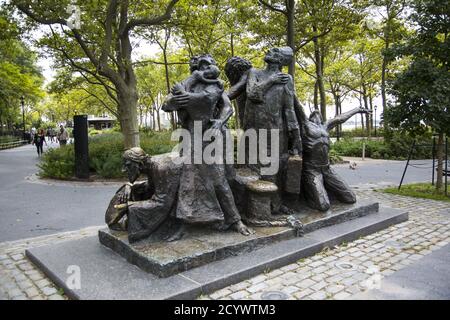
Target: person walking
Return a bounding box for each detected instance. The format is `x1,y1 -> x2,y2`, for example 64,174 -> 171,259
32,129 -> 47,157
50,128 -> 56,143
58,125 -> 68,146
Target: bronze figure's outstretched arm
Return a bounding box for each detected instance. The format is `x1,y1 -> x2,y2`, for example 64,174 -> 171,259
326,107 -> 371,131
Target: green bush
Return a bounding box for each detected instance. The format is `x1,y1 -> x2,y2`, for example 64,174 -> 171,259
38,146 -> 75,179
331,130 -> 433,160
0,135 -> 20,144
38,131 -> 176,179
328,149 -> 343,164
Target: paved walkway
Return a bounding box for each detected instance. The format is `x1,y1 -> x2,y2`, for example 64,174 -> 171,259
0,189 -> 448,300
0,143 -> 118,242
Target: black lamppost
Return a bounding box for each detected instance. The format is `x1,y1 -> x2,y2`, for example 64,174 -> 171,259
20,96 -> 25,140
336,88 -> 341,141
374,105 -> 377,137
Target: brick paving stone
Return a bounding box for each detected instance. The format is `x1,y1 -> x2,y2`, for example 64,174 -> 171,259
41,286 -> 57,296
326,285 -> 345,294
293,288 -> 314,299
34,279 -> 51,290
280,264 -> 298,272
209,288 -> 232,300
309,290 -> 328,300
10,254 -> 24,261
247,282 -> 268,293
229,290 -> 248,300
229,281 -> 250,292
48,294 -> 65,300
309,260 -> 325,268
281,286 -> 299,295
312,265 -> 329,274
334,291 -> 351,300
296,278 -> 316,289
311,281 -> 327,291
25,287 -> 39,298
17,280 -> 33,290
265,269 -> 284,278
248,274 -> 267,284
311,274 -> 326,282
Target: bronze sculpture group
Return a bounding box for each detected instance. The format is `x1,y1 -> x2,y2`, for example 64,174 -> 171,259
105,47 -> 370,243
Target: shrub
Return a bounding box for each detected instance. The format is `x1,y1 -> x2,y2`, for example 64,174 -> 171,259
38,131 -> 176,179
331,130 -> 433,160
38,146 -> 75,179
329,149 -> 343,164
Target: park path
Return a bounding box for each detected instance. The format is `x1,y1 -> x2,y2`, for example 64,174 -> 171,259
0,142 -> 118,242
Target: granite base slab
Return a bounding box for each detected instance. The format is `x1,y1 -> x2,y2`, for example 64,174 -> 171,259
99,201 -> 379,277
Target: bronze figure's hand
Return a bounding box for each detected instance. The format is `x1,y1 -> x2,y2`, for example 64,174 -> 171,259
172,93 -> 191,108
118,184 -> 132,204
269,73 -> 290,85
359,107 -> 372,114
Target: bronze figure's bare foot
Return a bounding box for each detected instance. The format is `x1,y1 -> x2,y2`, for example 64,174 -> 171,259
232,221 -> 255,236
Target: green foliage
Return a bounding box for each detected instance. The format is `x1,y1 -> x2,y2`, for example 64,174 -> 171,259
0,135 -> 20,144
332,131 -> 433,160
381,183 -> 450,202
328,148 -> 343,164
38,145 -> 75,179
385,0 -> 450,136
38,131 -> 176,179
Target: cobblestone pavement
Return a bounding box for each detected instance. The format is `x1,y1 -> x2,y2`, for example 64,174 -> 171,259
0,190 -> 449,300
203,190 -> 450,300
0,226 -> 102,300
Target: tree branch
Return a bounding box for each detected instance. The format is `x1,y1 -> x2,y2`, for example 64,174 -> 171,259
295,28 -> 332,52
78,87 -> 119,117
258,0 -> 287,15
99,0 -> 118,68
125,0 -> 180,33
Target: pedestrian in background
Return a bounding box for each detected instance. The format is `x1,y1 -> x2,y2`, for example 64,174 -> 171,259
50,128 -> 56,142
58,125 -> 68,146
32,129 -> 47,157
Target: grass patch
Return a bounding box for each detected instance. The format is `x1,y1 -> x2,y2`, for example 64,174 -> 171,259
381,183 -> 450,202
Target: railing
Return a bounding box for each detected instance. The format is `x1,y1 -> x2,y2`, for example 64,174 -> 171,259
0,140 -> 28,150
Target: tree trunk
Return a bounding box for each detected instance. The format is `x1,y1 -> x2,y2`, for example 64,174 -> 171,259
157,110 -> 161,132
362,84 -> 370,136
151,110 -> 156,131
333,94 -> 340,140
286,0 -> 295,78
436,132 -> 444,191
162,46 -> 176,130
314,81 -> 319,110
313,28 -> 326,119
369,94 -> 374,133
381,42 -> 389,130
118,89 -> 140,149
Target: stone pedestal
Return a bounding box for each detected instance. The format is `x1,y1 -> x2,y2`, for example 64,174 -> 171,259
99,200 -> 380,278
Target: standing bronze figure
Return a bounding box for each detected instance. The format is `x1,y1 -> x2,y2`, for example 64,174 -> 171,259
163,54 -> 253,238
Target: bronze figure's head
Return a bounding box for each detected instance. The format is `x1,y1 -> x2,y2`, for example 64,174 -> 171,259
309,110 -> 323,125
264,47 -> 293,66
122,147 -> 148,183
225,56 -> 253,85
